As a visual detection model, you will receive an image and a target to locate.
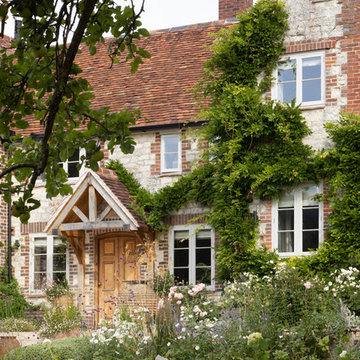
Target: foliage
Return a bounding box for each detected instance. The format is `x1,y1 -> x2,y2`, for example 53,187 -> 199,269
0,281 -> 32,318
107,160 -> 215,230
0,0 -> 150,223
5,336 -> 96,360
195,0 -> 319,279
39,304 -> 82,337
45,279 -> 73,303
286,113 -> 360,279
0,317 -> 40,332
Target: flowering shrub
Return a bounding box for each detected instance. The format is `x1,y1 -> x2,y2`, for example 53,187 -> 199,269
39,304 -> 82,338
324,267 -> 360,315
83,269 -> 360,359
0,317 -> 40,332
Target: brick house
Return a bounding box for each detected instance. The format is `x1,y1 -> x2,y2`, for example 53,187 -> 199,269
0,0 -> 356,327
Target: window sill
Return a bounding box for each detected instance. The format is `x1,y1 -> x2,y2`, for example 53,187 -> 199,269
278,251 -> 318,258
300,104 -> 325,111
160,172 -> 182,177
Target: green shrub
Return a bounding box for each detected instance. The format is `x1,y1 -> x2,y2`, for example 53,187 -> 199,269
0,281 -> 32,318
5,336 -> 96,360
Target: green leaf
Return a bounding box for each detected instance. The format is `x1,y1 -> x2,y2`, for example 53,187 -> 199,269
15,119 -> 29,129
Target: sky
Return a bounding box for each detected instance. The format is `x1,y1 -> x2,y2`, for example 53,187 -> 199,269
132,0 -> 219,30
3,0 -> 219,37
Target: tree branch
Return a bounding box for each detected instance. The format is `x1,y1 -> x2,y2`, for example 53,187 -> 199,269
0,162 -> 37,179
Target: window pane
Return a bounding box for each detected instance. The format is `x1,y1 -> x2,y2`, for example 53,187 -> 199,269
164,153 -> 178,170
174,231 -> 189,248
34,246 -> 47,255
279,190 -> 294,208
196,230 -> 211,247
302,57 -> 321,80
53,272 -> 66,284
164,136 -> 179,152
68,162 -> 79,178
196,238 -> 211,248
278,232 -> 294,252
174,249 -> 189,267
302,186 -> 319,207
54,240 -> 66,254
174,268 -> 188,284
68,148 -> 80,162
174,239 -> 189,248
302,79 -> 321,102
34,273 -> 46,290
196,229 -> 211,239
303,208 -> 319,229
303,231 -> 319,252
278,60 -> 296,82
278,209 -> 294,230
196,267 -> 211,285
34,255 -> 47,272
196,248 -> 211,267
53,254 -> 66,272
278,82 -> 296,104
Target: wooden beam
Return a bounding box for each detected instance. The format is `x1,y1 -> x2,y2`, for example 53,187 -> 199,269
97,205 -> 111,222
60,231 -> 84,265
49,178 -> 90,231
59,220 -> 125,231
88,185 -> 97,222
72,206 -> 89,223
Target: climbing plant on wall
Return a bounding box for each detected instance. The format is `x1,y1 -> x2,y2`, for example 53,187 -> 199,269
195,0 -> 320,279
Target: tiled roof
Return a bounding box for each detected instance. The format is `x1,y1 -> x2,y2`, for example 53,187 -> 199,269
96,168 -> 148,229
22,20 -> 230,135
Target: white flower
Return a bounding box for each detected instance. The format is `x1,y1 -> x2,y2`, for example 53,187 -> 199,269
43,339 -> 51,343
304,281 -> 312,290
324,286 -> 329,291
339,350 -> 347,358
167,342 -> 171,346
195,345 -> 200,351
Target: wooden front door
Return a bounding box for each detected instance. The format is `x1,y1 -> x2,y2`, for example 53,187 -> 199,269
98,235 -> 139,319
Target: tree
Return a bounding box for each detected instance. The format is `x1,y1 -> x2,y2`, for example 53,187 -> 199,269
0,0 -> 150,223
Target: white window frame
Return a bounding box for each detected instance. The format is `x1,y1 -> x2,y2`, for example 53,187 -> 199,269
161,134 -> 182,173
169,225 -> 215,290
59,148 -> 86,179
29,234 -> 69,294
272,51 -> 325,108
272,183 -> 324,257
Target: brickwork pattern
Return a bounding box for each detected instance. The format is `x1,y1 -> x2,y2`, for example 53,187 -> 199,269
219,0 -> 252,20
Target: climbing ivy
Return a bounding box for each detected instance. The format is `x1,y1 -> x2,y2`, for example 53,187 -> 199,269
196,0 -> 322,279
107,160 -> 215,230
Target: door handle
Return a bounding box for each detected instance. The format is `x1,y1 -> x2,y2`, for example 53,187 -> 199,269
98,282 -> 102,287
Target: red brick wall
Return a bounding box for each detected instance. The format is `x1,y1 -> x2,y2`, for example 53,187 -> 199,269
219,0 -> 253,20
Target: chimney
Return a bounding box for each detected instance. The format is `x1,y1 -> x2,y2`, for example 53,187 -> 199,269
219,0 -> 253,21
